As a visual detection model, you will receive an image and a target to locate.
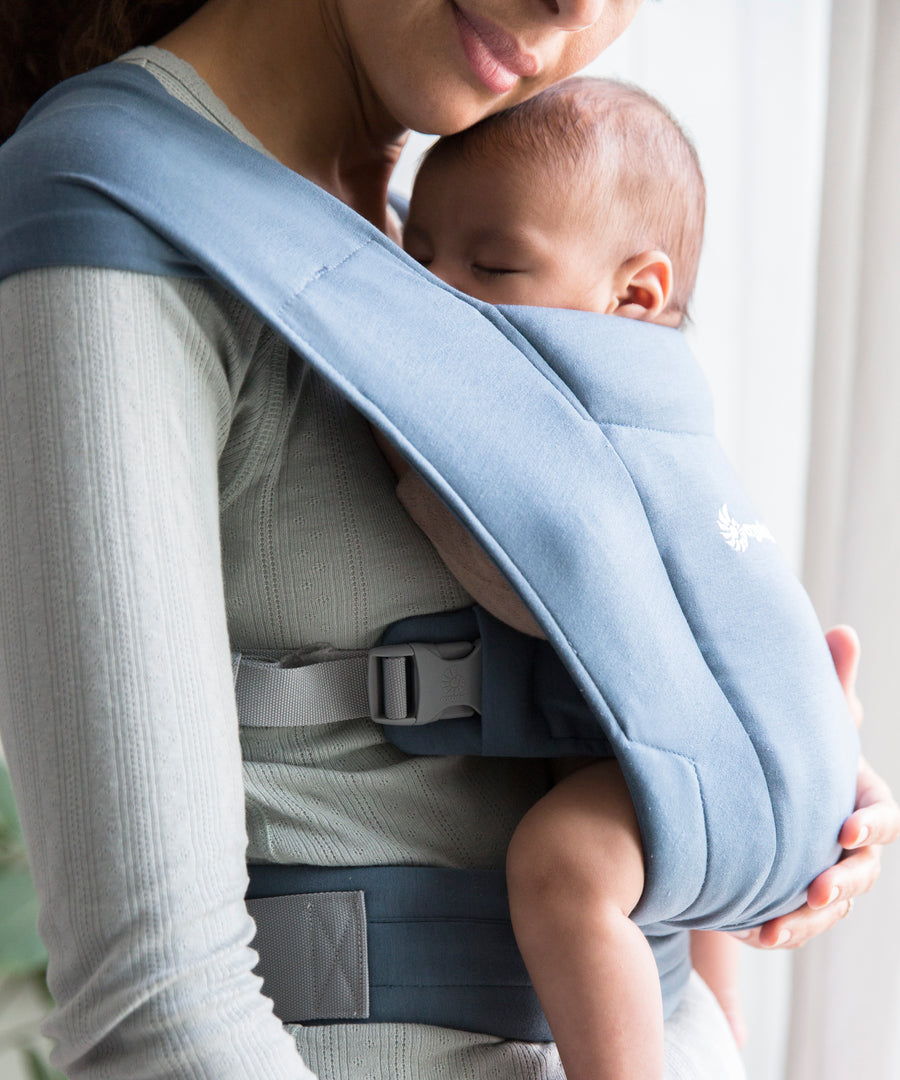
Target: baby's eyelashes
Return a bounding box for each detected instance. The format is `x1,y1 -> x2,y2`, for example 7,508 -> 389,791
471,264 -> 521,278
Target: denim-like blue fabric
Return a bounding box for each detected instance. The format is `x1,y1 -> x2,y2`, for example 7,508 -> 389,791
0,63 -> 858,950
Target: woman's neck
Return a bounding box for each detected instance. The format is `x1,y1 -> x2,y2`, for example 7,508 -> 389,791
155,0 -> 407,237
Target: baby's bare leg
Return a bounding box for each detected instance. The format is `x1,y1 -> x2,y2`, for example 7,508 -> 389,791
690,930 -> 745,1047
506,760 -> 663,1080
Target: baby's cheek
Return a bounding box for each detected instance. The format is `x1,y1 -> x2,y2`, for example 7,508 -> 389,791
486,275 -> 546,308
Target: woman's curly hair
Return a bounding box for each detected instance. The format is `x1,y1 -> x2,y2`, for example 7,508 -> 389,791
0,0 -> 204,141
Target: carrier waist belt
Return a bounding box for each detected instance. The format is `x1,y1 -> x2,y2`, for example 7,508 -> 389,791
245,864 -> 690,1038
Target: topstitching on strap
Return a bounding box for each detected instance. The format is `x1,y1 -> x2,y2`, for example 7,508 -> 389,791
246,890 -> 369,1023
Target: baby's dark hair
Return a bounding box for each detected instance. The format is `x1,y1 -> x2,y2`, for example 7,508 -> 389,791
419,77 -> 706,325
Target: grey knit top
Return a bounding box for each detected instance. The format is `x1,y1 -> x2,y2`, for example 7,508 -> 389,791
0,47 -> 743,1080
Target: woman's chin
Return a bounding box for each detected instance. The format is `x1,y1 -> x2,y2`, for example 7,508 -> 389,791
391,80 -> 522,137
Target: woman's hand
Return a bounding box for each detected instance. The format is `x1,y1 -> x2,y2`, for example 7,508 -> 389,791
733,625 -> 900,950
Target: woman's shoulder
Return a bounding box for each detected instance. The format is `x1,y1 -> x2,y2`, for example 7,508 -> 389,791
0,51 -> 298,437
118,46 -> 275,161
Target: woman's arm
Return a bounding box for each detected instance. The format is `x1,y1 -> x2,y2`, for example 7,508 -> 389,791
0,268 -> 315,1079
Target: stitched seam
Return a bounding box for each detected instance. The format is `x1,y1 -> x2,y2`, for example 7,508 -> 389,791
583,437 -> 765,910
274,238 -> 376,321
323,249 -> 595,421
308,901 -> 357,1013
598,421 -> 712,438
484,308 -> 592,420
636,749 -> 712,910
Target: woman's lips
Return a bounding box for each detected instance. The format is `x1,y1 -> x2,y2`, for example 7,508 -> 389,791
452,4 -> 539,95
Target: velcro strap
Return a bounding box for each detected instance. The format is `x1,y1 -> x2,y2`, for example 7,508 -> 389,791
246,864 -> 554,1040
246,891 -> 369,1022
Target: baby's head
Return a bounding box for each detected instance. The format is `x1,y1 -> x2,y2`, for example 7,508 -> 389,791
404,77 -> 705,328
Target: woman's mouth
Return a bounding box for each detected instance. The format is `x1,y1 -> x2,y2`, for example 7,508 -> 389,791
452,4 -> 539,96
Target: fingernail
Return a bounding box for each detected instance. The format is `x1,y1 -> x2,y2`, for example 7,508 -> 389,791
826,886 -> 840,905
732,930 -> 751,940
853,826 -> 870,848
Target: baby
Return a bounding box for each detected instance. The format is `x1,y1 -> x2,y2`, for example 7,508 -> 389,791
384,77 -> 742,1079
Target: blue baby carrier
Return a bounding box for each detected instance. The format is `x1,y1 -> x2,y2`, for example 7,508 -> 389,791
0,62 -> 858,1038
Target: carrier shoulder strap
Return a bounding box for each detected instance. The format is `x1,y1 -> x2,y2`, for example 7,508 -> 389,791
0,62 -> 858,932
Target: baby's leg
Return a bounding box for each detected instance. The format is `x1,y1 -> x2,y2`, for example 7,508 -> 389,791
506,760 -> 663,1080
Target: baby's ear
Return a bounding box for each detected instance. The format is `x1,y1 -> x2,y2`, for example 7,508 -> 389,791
608,250 -> 674,323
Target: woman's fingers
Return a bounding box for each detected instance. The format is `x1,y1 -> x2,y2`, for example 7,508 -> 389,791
732,893 -> 857,951
733,627 -> 900,953
840,807 -> 898,850
839,756 -> 900,846
805,843 -> 881,910
744,765 -> 898,949
825,624 -> 863,727
735,762 -> 899,951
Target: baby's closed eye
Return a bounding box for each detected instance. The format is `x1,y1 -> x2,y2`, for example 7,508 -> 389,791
471,263 -> 524,278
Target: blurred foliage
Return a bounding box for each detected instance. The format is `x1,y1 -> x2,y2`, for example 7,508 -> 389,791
0,760 -> 65,1080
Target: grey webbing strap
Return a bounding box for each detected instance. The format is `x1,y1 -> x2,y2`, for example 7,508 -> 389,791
246,891 -> 369,1022
231,640 -> 481,728
232,652 -> 370,727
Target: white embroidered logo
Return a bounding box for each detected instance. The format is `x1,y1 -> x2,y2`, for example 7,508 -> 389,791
717,504 -> 775,552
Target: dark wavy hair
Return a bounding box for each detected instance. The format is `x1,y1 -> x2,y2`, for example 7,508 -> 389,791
0,0 -> 204,141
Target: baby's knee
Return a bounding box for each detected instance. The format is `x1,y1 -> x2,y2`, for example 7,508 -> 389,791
506,791 -> 600,908
506,764 -> 645,916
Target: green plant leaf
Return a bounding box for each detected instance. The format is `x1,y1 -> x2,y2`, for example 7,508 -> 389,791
0,870 -> 47,976
24,1046 -> 66,1080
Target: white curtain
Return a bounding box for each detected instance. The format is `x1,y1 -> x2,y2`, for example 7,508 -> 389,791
789,3 -> 900,1079
395,2 -> 900,1076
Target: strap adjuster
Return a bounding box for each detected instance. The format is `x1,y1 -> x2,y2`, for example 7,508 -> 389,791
367,640 -> 482,726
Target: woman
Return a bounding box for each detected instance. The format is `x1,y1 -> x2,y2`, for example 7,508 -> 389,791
0,2 -> 896,1078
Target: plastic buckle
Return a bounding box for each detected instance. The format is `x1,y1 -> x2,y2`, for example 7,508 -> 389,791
367,640 -> 482,726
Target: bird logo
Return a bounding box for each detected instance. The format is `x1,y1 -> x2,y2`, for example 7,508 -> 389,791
717,504 -> 775,552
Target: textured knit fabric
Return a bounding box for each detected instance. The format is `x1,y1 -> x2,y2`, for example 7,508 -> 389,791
289,972 -> 742,1080
0,45 -> 744,1079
